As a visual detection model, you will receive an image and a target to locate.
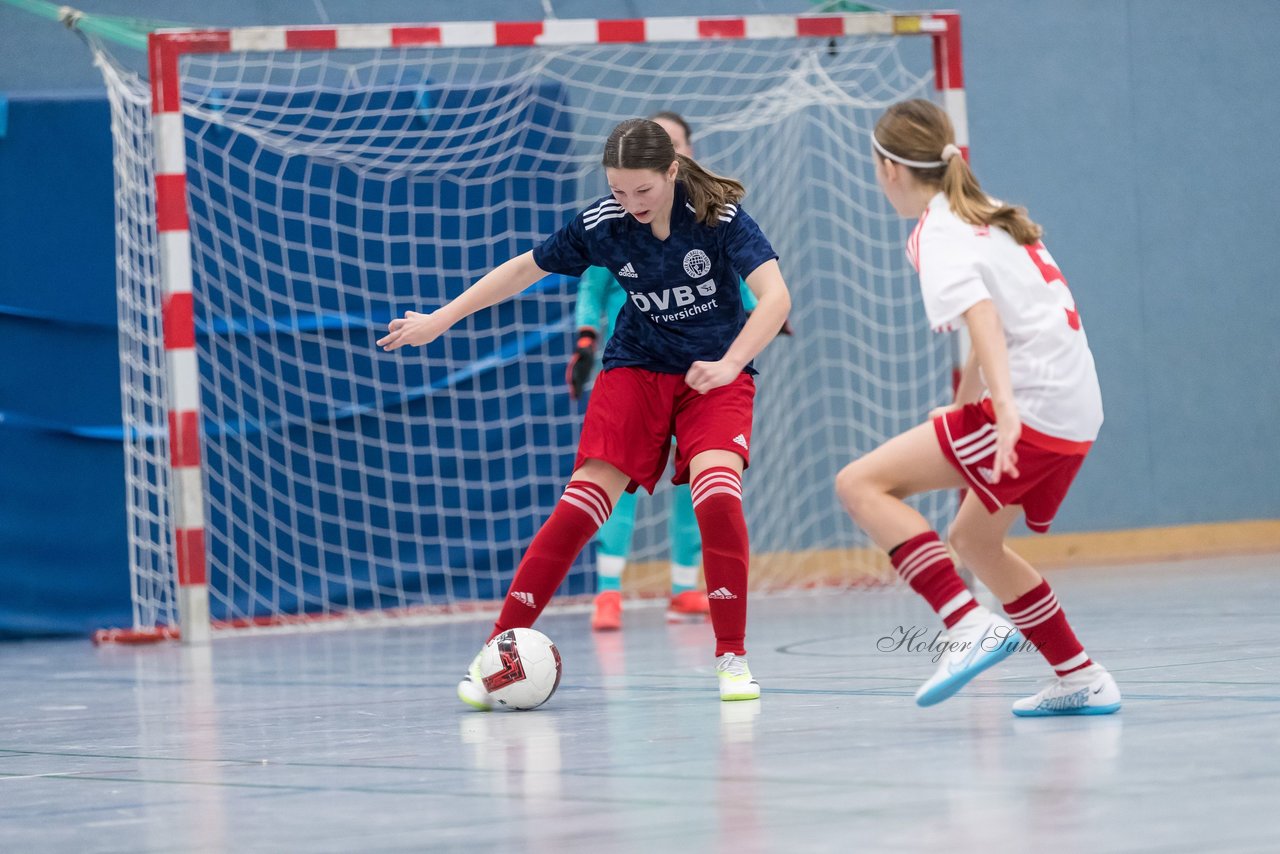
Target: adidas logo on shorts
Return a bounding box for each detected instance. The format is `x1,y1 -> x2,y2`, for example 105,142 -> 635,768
617,262 -> 638,278
708,587 -> 738,600
732,433 -> 749,451
512,591 -> 535,607
977,466 -> 995,484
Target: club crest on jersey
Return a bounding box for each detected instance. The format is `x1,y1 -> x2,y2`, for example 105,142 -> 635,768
683,249 -> 711,278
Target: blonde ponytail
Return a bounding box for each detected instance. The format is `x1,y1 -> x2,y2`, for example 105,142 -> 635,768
875,99 -> 1044,246
940,156 -> 1043,245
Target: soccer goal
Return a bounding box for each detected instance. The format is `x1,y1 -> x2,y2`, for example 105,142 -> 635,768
91,11 -> 968,643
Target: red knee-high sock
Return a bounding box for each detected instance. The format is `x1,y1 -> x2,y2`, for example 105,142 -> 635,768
1003,579 -> 1092,676
491,480 -> 613,640
890,531 -> 978,629
691,466 -> 749,657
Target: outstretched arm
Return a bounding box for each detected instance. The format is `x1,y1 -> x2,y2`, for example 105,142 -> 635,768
377,251 -> 546,351
685,259 -> 791,394
963,299 -> 1020,482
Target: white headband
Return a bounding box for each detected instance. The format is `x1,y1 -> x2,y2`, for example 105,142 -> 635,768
872,134 -> 962,169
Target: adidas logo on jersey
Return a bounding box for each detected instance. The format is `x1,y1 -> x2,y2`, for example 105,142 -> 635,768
732,433 -> 749,451
977,466 -> 996,484
617,262 -> 638,278
511,591 -> 535,608
708,587 -> 738,600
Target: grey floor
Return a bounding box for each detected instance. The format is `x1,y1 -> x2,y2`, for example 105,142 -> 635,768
3,554 -> 1279,853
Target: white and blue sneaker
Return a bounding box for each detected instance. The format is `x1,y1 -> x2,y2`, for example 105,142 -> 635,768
1012,663 -> 1122,717
717,653 -> 761,701
915,607 -> 1023,707
457,650 -> 493,711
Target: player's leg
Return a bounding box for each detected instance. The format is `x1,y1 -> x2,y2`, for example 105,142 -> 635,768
835,421 -> 1019,706
592,489 -> 638,631
949,494 -> 1121,716
672,373 -> 758,700
458,458 -> 631,709
836,422 -> 982,630
834,420 -> 966,547
947,494 -> 1039,601
666,481 -> 709,622
490,457 -> 631,637
493,367 -> 670,641
461,367 -> 676,709
687,449 -> 757,700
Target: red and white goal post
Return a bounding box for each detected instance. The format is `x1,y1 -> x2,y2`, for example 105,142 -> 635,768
91,11 -> 967,644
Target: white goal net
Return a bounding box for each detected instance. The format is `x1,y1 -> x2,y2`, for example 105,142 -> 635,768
94,17 -> 959,638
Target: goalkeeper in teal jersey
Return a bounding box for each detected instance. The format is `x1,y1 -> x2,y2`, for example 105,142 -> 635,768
568,258 -> 760,629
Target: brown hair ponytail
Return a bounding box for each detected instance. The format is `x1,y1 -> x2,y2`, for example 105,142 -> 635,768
875,99 -> 1043,245
675,154 -> 745,227
602,119 -> 745,227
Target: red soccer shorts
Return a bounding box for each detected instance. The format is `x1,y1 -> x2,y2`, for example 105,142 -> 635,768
575,367 -> 756,493
933,399 -> 1092,533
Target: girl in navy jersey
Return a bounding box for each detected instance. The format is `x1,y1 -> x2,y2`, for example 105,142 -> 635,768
378,118 -> 791,706
836,99 -> 1121,716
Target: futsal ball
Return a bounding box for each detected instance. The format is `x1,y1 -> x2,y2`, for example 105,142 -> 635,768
478,627 -> 562,710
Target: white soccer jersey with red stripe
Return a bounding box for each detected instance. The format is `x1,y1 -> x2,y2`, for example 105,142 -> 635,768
907,193 -> 1103,443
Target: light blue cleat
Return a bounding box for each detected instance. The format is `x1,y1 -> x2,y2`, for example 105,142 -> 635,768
915,608 -> 1024,707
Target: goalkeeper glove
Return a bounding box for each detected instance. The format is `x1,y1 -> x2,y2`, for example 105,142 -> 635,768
567,328 -> 598,399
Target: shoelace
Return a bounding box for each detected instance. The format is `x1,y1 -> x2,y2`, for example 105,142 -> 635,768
1030,676 -> 1068,696
717,655 -> 750,677
1038,665 -> 1105,694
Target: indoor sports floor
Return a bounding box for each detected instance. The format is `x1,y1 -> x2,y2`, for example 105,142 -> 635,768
3,553 -> 1278,853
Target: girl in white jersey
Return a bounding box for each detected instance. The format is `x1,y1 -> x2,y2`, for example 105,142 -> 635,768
836,99 -> 1120,716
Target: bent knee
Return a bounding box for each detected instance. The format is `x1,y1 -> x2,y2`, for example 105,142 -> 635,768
835,461 -> 881,517
834,461 -> 862,501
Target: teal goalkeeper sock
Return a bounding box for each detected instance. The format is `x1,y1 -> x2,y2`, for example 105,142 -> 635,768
597,554 -> 624,593
670,562 -> 698,594
669,482 -> 703,574
596,489 -> 638,558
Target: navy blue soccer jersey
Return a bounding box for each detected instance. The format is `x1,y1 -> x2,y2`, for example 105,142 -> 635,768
533,182 -> 778,375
